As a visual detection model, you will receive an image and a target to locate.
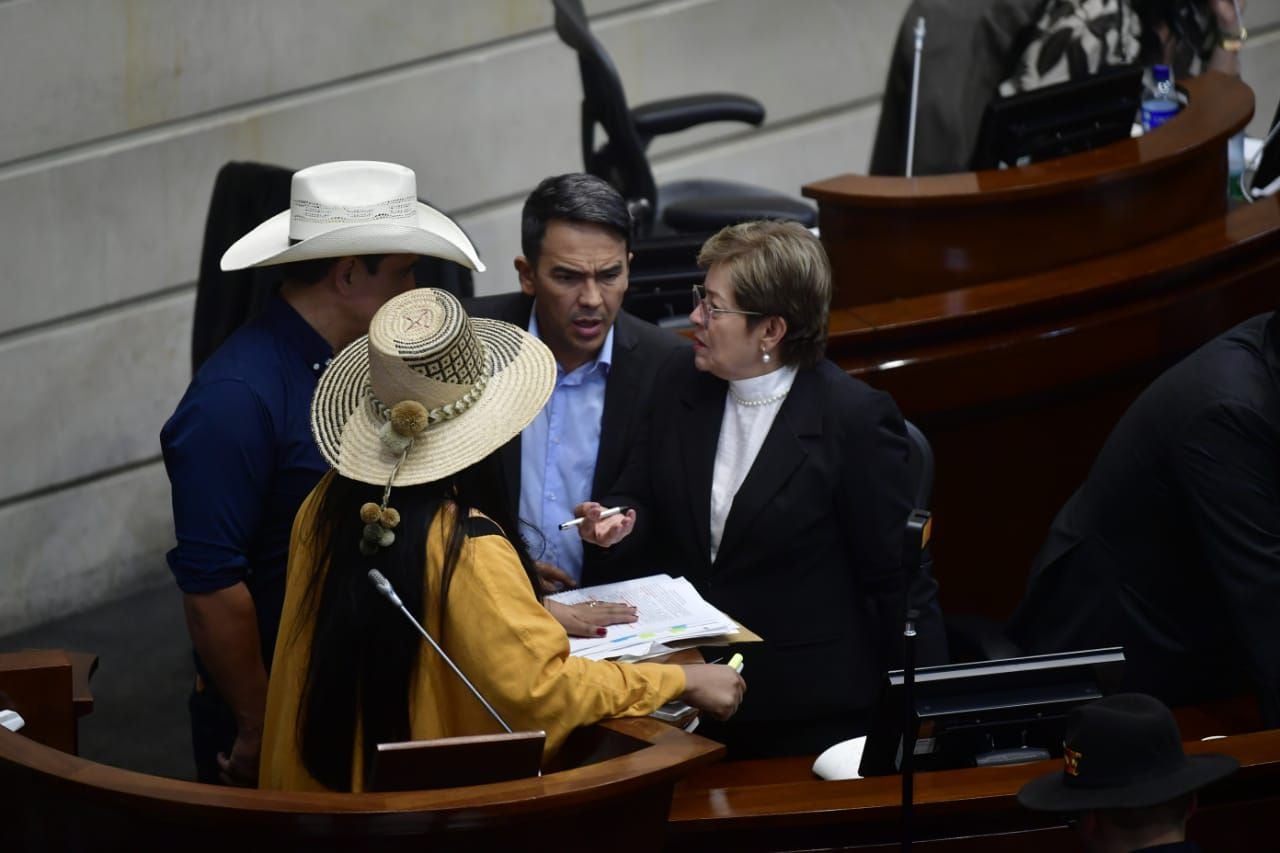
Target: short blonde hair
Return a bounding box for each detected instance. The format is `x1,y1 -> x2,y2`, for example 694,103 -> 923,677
696,220 -> 830,367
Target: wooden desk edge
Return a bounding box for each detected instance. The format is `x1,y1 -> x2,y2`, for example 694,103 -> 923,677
668,728 -> 1280,829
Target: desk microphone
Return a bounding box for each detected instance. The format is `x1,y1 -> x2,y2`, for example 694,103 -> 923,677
905,16 -> 927,178
367,569 -> 513,733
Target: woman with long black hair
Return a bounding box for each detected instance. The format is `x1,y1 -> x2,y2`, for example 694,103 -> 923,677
259,288 -> 743,792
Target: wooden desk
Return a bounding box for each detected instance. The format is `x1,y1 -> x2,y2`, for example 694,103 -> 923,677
805,72 -> 1252,308
800,73 -> 1280,621
668,727 -> 1280,851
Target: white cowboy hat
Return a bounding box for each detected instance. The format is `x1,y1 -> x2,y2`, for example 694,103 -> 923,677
219,160 -> 485,272
312,288 -> 554,487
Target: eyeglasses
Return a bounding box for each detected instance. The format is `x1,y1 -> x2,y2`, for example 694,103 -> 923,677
691,284 -> 764,324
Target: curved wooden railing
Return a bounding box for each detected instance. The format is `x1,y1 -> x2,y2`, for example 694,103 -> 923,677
0,711 -> 723,851
805,72 -> 1254,305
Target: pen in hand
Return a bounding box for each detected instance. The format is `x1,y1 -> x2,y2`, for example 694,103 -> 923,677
559,505 -> 629,531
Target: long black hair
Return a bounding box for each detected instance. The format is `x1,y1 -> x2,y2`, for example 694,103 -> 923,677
294,452 -> 541,791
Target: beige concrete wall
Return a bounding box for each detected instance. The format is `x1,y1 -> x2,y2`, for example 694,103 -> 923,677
2,0 -> 1279,634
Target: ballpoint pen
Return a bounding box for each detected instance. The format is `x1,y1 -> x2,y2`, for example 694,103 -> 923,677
559,505 -> 628,531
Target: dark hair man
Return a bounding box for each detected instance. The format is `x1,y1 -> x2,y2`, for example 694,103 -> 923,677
465,173 -> 686,636
161,161 -> 482,785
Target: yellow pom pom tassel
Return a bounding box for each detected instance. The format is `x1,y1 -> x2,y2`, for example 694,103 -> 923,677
389,401 -> 430,437
360,503 -> 382,524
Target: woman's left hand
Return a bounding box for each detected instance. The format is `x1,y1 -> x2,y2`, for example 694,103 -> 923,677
546,598 -> 638,637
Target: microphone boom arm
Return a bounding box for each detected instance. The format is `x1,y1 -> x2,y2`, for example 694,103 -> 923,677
368,569 -> 513,734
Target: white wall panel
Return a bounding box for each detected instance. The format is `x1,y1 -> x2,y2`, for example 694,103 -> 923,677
0,293 -> 192,503
1243,29 -> 1280,138
0,0 -> 904,332
0,463 -> 173,635
0,0 -> 586,164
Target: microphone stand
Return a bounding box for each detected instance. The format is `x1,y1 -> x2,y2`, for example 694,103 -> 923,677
901,607 -> 918,853
900,510 -> 931,853
368,569 -> 513,733
905,16 -> 927,178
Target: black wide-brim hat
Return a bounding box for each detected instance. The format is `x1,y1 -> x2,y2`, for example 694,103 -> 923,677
1017,693 -> 1238,812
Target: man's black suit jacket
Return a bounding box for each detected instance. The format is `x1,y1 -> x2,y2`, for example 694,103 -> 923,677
1009,312 -> 1280,726
463,291 -> 686,577
603,354 -> 947,756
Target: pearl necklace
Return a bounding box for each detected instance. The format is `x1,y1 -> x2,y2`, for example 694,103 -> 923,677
730,388 -> 788,407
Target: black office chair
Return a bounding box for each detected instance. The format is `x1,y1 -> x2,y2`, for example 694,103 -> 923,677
903,420 -> 1020,663
551,0 -> 816,238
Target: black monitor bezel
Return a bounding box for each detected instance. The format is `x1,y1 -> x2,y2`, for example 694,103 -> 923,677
970,65 -> 1146,172
859,646 -> 1125,777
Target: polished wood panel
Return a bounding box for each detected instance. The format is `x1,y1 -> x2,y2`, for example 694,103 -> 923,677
0,713 -> 723,852
834,197 -> 1280,621
0,650 -> 76,754
67,650 -> 97,719
801,70 -> 1279,624
668,727 -> 1280,851
805,73 -> 1253,307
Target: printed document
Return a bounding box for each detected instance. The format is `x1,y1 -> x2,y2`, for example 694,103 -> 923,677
548,574 -> 739,660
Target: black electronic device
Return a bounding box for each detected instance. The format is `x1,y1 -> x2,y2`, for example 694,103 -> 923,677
971,65 -> 1146,171
859,647 -> 1125,777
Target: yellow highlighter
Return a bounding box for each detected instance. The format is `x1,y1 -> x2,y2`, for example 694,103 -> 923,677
727,652 -> 744,674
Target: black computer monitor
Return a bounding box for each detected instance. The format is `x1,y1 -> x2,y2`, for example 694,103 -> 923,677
970,65 -> 1145,171
858,647 -> 1125,777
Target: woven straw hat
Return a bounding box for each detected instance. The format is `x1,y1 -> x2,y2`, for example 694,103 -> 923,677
312,288 -> 554,487
220,160 -> 485,272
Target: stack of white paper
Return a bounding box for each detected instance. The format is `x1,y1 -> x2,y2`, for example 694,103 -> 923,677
548,574 -> 738,661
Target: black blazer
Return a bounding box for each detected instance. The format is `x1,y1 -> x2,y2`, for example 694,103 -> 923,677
603,354 -> 946,755
463,291 -> 687,576
1009,313 -> 1280,726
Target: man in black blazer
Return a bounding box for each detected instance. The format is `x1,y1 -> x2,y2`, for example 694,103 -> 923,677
1009,312 -> 1280,726
465,174 -> 686,609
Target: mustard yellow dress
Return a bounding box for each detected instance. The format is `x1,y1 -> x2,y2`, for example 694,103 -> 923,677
259,487 -> 686,791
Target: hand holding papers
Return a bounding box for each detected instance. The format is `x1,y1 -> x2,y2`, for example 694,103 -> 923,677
548,574 -> 752,661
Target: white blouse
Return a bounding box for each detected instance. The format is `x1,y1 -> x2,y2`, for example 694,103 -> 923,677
709,364 -> 799,562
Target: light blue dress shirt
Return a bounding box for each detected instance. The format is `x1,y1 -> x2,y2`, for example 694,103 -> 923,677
519,310 -> 614,582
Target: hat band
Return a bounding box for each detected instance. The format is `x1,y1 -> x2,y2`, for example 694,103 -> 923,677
290,194 -> 418,240
370,373 -> 490,432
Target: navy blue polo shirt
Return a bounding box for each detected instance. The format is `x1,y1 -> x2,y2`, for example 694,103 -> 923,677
161,295 -> 331,669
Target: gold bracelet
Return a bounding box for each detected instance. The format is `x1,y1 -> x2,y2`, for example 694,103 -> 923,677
1220,26 -> 1247,52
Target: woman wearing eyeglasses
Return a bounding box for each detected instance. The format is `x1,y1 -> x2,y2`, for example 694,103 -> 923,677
577,220 -> 946,759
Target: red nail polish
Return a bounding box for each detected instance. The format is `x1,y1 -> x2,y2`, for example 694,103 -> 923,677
596,628 -> 607,637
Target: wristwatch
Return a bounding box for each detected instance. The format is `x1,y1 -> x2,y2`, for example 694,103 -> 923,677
1219,26 -> 1247,52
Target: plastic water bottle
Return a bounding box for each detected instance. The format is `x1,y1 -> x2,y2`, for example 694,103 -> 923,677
1228,132 -> 1247,200
1141,65 -> 1179,132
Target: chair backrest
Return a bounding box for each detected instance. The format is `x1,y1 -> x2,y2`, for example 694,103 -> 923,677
903,419 -> 934,511
551,0 -> 659,228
